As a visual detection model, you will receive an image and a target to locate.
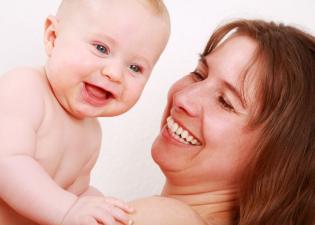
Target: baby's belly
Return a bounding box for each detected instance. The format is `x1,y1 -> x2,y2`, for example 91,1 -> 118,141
0,199 -> 37,225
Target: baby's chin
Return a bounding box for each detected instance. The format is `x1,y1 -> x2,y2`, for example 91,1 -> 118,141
81,104 -> 133,118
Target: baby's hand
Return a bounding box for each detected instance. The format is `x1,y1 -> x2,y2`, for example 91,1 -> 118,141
61,196 -> 134,225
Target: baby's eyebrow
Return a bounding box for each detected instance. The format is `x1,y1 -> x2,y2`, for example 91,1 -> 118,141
133,56 -> 152,71
91,33 -> 117,46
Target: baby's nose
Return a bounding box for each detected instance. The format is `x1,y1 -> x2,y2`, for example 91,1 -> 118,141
101,64 -> 123,83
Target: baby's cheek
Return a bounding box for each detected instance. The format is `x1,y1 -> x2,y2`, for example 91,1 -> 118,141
63,56 -> 92,74
125,93 -> 141,110
127,81 -> 147,103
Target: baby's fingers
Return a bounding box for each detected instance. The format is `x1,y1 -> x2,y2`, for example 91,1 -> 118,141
102,204 -> 132,225
94,210 -> 117,225
84,217 -> 101,225
104,197 -> 134,213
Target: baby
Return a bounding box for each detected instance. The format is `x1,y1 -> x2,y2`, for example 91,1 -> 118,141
0,0 -> 170,225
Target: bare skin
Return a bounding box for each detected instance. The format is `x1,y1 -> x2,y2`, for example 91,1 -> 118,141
148,35 -> 261,225
0,0 -> 170,224
115,35 -> 261,225
0,67 -> 101,225
125,196 -> 206,225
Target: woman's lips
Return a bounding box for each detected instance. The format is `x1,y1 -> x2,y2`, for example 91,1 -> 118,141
165,116 -> 201,146
82,82 -> 113,107
161,119 -> 201,147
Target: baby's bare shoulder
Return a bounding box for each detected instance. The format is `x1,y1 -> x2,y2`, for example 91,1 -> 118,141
0,67 -> 47,89
0,67 -> 47,127
127,196 -> 206,225
0,67 -> 48,104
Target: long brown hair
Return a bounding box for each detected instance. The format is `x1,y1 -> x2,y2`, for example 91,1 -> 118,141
202,19 -> 315,225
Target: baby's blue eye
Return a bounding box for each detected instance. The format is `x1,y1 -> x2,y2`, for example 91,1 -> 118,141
96,44 -> 109,54
129,65 -> 141,73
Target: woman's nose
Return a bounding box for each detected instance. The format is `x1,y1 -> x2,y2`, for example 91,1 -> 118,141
101,62 -> 123,83
172,83 -> 203,117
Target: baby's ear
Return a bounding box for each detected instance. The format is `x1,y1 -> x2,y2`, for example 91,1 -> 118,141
44,15 -> 59,57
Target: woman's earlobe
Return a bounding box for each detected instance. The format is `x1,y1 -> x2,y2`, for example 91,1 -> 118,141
44,15 -> 59,56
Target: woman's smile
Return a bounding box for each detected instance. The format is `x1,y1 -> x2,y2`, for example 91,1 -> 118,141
166,116 -> 201,146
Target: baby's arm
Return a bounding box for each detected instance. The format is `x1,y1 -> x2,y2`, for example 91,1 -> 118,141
0,69 -> 79,224
67,152 -> 104,198
0,155 -> 78,224
0,69 -> 132,225
81,185 -> 104,197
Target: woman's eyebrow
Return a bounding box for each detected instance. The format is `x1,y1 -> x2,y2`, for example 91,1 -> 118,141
223,81 -> 247,109
199,56 -> 208,68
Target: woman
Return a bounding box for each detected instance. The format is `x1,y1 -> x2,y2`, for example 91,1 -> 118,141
124,19 -> 315,225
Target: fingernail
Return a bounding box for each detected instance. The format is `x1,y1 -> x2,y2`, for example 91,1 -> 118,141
129,207 -> 135,213
128,219 -> 134,225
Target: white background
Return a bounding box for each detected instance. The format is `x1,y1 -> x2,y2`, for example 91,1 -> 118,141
0,0 -> 314,201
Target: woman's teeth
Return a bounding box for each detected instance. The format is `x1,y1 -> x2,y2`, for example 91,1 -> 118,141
167,116 -> 201,146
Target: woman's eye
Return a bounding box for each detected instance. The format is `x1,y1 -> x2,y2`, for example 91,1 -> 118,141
191,70 -> 205,81
95,44 -> 109,55
218,96 -> 235,112
129,65 -> 142,73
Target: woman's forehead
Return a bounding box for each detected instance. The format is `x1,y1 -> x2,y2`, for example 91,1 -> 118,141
206,35 -> 257,66
203,35 -> 261,107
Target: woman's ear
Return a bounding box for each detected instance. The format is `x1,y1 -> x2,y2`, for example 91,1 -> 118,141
44,15 -> 59,57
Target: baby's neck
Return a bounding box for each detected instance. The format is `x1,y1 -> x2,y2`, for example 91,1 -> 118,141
161,183 -> 237,225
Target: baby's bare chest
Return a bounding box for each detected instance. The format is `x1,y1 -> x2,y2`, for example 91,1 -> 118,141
34,104 -> 101,190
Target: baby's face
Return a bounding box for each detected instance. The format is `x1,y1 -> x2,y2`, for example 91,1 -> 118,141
45,0 -> 169,118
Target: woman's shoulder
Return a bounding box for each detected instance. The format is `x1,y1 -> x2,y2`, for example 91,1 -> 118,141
127,196 -> 206,225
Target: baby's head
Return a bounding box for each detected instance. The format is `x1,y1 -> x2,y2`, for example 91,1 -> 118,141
44,0 -> 170,119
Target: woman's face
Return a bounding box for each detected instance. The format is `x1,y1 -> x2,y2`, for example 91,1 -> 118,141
152,35 -> 262,189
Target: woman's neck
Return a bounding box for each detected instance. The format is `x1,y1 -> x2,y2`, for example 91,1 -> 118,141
161,182 -> 238,225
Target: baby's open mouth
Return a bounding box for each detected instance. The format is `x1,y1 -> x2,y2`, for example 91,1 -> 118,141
85,82 -> 113,100
83,82 -> 114,107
